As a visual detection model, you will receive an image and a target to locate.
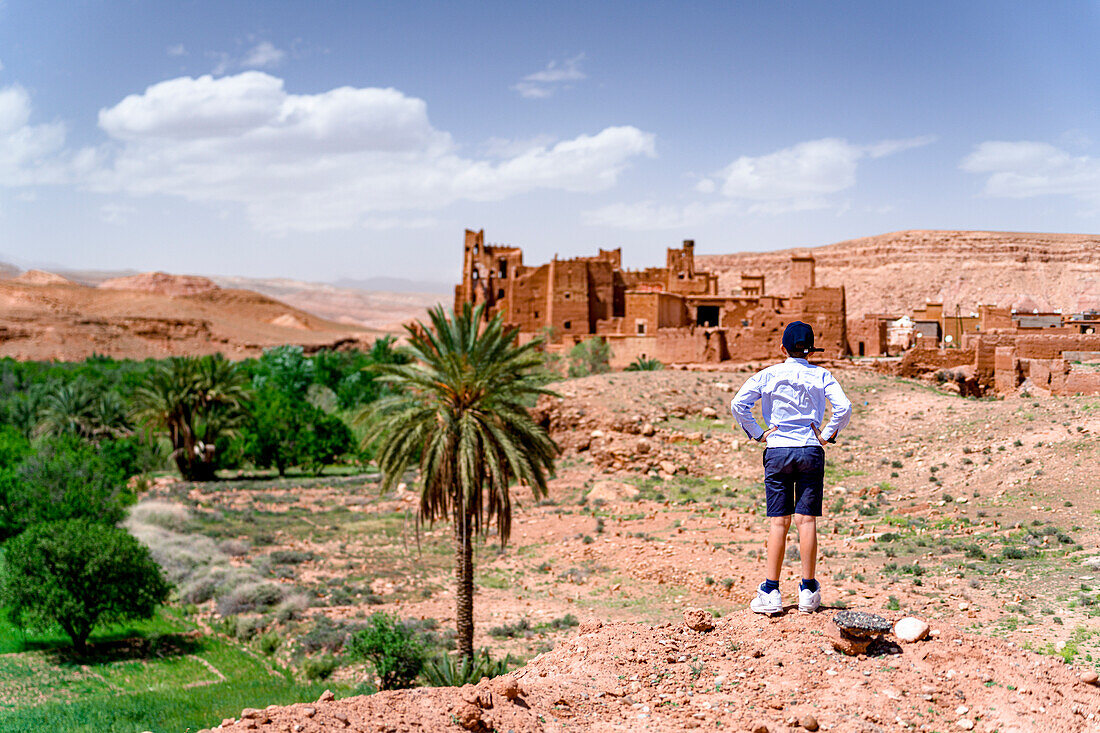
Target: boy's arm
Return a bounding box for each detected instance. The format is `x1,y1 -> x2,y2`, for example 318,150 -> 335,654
730,374 -> 766,441
820,372 -> 852,442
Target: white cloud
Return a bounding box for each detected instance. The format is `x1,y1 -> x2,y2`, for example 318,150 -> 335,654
715,136 -> 934,213
513,53 -> 586,99
90,72 -> 654,231
100,202 -> 136,224
167,44 -> 187,57
585,135 -> 933,231
0,84 -> 75,186
961,140 -> 1100,206
242,41 -> 285,69
583,200 -> 731,230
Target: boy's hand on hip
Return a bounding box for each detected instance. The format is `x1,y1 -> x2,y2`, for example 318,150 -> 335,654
758,426 -> 778,442
810,424 -> 829,446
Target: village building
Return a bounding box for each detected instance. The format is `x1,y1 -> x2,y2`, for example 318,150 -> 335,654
454,229 -> 848,367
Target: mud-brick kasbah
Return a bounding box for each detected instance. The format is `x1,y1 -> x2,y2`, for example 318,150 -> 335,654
455,228 -> 1100,397
454,229 -> 845,368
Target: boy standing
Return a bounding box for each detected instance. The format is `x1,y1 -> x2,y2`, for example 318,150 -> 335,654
730,322 -> 852,615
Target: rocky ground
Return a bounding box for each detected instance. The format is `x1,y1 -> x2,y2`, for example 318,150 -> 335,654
182,366 -> 1100,732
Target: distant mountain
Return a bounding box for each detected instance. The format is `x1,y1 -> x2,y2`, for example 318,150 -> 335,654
331,276 -> 453,295
0,271 -> 377,361
699,230 -> 1100,317
209,275 -> 444,332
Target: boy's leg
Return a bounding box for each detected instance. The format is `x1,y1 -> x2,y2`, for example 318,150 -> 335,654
766,515 -> 793,582
794,513 -> 817,580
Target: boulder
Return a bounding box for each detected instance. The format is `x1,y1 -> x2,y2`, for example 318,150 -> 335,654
894,616 -> 930,642
829,611 -> 892,655
587,481 -> 640,503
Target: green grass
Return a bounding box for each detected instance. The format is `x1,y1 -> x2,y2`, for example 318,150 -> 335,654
0,678 -> 344,733
0,607 -> 352,732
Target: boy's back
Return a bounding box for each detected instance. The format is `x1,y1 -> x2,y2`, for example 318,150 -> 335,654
731,358 -> 851,448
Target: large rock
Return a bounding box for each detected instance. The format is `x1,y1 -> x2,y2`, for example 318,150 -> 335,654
829,611 -> 892,655
683,607 -> 715,632
894,616 -> 930,643
587,481 -> 639,503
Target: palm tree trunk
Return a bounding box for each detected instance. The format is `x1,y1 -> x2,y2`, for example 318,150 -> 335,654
453,504 -> 475,661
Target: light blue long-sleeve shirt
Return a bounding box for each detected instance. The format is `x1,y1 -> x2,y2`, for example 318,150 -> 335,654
730,358 -> 852,447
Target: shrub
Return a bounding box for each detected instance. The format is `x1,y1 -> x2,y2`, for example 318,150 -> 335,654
421,648 -> 511,687
259,631 -> 281,655
298,616 -> 351,654
216,581 -> 285,616
0,519 -> 170,654
624,357 -> 663,372
302,655 -> 339,681
567,338 -> 611,378
347,613 -> 426,690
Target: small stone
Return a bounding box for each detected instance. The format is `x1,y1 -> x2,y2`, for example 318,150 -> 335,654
454,702 -> 482,730
303,706 -> 316,717
958,602 -> 970,611
641,423 -> 655,437
659,460 -> 677,474
240,709 -> 263,719
955,705 -> 969,715
683,607 -> 716,632
957,719 -> 974,730
220,720 -> 234,729
748,721 -> 771,733
1081,670 -> 1099,686
318,690 -> 335,702
894,617 -> 930,643
333,711 -> 349,726
493,675 -> 523,700
293,725 -> 304,733
702,406 -> 718,418
801,715 -> 819,731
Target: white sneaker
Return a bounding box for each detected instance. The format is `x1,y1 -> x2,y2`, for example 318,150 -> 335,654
750,585 -> 783,615
798,585 -> 821,614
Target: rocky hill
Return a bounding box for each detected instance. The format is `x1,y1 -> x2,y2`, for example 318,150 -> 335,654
0,271 -> 379,361
699,230 -> 1100,317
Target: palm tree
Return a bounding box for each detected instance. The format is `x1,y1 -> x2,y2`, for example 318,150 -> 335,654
132,355 -> 248,481
359,304 -> 558,660
36,381 -> 97,439
37,381 -> 134,441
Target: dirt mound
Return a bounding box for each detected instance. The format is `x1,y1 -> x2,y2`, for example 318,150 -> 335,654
699,230 -> 1100,317
0,276 -> 381,361
100,271 -> 220,297
270,313 -> 310,330
208,610 -> 1098,732
13,269 -> 72,285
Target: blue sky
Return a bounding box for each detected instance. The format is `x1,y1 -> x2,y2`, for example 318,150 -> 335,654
2,1 -> 1099,283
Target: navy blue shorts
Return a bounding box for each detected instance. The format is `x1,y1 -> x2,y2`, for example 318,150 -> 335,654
763,446 -> 825,517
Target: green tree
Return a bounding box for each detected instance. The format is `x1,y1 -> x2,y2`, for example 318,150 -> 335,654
359,304 -> 557,660
37,381 -> 132,440
131,355 -> 248,481
0,519 -> 170,655
0,437 -> 138,541
346,613 -> 425,690
567,337 -> 611,378
240,387 -> 353,476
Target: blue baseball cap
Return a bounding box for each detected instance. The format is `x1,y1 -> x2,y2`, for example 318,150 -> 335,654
782,321 -> 824,354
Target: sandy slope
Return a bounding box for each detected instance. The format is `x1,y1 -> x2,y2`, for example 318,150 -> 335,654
0,273 -> 379,361
699,230 -> 1100,316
